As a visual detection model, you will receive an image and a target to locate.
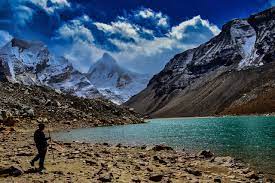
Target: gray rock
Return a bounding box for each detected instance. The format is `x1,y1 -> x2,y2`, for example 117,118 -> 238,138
23,107 -> 35,117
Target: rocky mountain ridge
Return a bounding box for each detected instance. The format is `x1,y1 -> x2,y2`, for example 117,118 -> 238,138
0,81 -> 142,129
126,7 -> 275,117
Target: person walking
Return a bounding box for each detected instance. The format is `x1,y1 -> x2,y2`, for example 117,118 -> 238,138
30,123 -> 50,171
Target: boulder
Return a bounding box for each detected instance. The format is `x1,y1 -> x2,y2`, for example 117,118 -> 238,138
0,111 -> 18,127
0,126 -> 6,132
245,171 -> 259,180
153,155 -> 167,165
1,110 -> 12,120
197,150 -> 214,158
20,106 -> 35,117
0,166 -> 23,177
214,156 -> 235,167
149,173 -> 164,182
152,144 -> 173,151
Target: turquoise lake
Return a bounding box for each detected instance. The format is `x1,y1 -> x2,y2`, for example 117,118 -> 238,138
54,116 -> 275,174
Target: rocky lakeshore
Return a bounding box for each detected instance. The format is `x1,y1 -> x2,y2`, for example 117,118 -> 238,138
0,126 -> 274,183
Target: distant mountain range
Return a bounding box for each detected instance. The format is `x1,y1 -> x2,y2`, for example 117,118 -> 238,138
0,38 -> 149,104
126,7 -> 275,117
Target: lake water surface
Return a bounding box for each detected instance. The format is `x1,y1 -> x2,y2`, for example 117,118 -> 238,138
54,116 -> 275,174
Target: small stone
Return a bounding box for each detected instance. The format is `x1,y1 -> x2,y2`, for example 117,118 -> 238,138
131,176 -> 141,183
245,171 -> 259,180
16,152 -> 33,157
214,176 -> 222,183
52,170 -> 64,175
85,160 -> 97,166
98,173 -> 113,182
185,168 -> 202,176
72,151 -> 80,154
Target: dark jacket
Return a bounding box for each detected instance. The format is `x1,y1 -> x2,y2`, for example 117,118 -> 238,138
34,130 -> 48,149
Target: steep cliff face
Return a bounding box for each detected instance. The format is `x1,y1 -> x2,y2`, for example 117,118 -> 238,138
126,7 -> 275,117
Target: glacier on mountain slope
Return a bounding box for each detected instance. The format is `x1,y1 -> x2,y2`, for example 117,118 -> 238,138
228,19 -> 258,69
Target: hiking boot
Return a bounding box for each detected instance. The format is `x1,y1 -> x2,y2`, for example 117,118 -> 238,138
38,167 -> 46,172
30,161 -> 34,167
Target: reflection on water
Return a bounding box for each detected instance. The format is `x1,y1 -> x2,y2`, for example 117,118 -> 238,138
54,116 -> 275,174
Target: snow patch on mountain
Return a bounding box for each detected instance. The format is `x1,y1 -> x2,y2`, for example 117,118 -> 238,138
228,19 -> 258,69
238,35 -> 257,68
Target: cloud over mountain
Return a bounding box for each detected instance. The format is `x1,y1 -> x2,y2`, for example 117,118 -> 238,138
0,30 -> 12,47
50,8 -> 220,74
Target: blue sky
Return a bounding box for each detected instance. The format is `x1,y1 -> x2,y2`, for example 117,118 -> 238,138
0,0 -> 274,74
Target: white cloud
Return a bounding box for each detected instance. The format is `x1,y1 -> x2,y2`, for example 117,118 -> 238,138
62,40 -> 104,72
4,0 -> 71,27
28,0 -> 71,14
55,16 -> 94,43
138,8 -> 155,19
53,15 -> 104,72
95,21 -> 139,39
134,8 -> 169,28
170,15 -> 220,40
0,30 -> 13,47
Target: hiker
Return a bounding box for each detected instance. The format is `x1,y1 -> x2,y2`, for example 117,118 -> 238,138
30,123 -> 50,171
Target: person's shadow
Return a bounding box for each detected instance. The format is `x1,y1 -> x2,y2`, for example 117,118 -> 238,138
25,167 -> 43,174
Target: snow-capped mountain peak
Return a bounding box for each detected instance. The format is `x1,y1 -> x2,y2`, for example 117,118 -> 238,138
87,53 -> 149,104
88,52 -> 121,74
